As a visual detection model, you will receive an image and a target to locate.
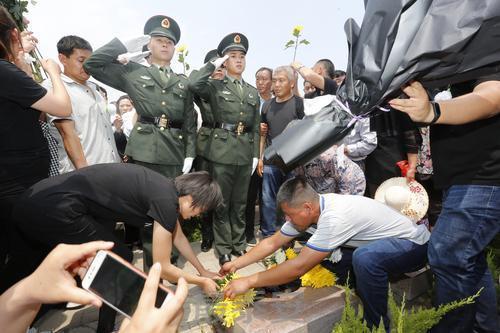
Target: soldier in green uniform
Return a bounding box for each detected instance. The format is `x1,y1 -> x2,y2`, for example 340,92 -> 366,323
194,49 -> 226,252
189,33 -> 260,265
84,15 -> 196,269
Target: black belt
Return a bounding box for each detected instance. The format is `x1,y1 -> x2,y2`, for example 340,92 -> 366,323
202,122 -> 250,135
140,116 -> 183,129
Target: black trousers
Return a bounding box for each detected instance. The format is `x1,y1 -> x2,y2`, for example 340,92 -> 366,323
3,207 -> 133,333
245,171 -> 262,240
0,155 -> 49,273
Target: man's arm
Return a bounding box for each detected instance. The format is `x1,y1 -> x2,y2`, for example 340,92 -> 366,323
224,247 -> 330,299
221,231 -> 294,274
389,80 -> 500,125
188,64 -> 216,100
182,89 -> 197,159
291,62 -> 326,91
171,221 -> 218,278
252,96 -> 261,159
83,38 -> 132,92
152,222 -> 217,295
53,119 -> 88,169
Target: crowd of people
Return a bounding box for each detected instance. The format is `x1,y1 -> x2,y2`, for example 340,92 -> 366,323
1,6 -> 500,333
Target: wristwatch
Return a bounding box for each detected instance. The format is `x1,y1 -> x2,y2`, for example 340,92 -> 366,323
415,101 -> 441,127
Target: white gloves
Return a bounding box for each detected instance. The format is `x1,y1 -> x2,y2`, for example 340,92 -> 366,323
211,55 -> 229,69
251,158 -> 259,175
182,157 -> 194,174
122,35 -> 151,53
117,51 -> 151,65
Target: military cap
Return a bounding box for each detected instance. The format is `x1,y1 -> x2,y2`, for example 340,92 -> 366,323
217,33 -> 248,56
204,49 -> 219,64
144,15 -> 181,45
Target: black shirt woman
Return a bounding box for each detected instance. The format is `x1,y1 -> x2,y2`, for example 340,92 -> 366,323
0,6 -> 71,272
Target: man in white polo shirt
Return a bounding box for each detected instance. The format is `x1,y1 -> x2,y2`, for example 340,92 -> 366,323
221,177 -> 429,331
44,35 -> 120,173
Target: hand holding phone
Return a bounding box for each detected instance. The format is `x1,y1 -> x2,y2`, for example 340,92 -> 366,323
119,263 -> 188,333
24,241 -> 114,307
83,251 -> 175,318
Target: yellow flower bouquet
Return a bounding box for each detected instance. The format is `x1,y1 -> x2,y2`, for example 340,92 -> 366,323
212,273 -> 256,328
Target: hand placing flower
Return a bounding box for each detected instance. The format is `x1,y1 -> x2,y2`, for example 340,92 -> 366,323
284,25 -> 310,62
176,44 -> 190,75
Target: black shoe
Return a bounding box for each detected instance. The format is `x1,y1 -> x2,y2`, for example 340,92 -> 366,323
231,250 -> 247,257
219,254 -> 232,266
201,239 -> 213,252
246,236 -> 257,246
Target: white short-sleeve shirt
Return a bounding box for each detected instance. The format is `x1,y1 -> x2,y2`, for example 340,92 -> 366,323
281,193 -> 430,252
43,76 -> 120,173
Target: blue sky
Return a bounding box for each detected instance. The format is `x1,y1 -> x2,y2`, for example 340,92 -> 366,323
27,1 -> 365,100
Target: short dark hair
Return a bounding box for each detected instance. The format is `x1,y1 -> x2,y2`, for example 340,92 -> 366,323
315,59 -> 335,79
276,177 -> 319,209
175,171 -> 223,211
334,70 -> 346,78
255,67 -> 273,79
57,35 -> 92,57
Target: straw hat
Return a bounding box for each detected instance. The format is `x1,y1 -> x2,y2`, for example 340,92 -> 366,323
374,177 -> 429,222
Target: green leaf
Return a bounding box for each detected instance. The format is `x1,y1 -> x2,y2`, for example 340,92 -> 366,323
299,39 -> 310,45
185,50 -> 189,57
284,39 -> 295,49
185,63 -> 190,71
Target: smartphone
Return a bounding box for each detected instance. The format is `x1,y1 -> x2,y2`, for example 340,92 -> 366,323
82,250 -> 171,318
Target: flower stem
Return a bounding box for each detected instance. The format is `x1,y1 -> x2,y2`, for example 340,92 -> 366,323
293,35 -> 299,62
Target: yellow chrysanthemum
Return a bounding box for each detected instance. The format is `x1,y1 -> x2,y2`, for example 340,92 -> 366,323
212,274 -> 256,327
301,265 -> 336,288
285,248 -> 336,288
292,25 -> 304,36
177,44 -> 187,53
285,248 -> 298,259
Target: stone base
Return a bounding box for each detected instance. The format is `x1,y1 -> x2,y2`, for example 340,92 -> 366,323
233,286 -> 351,333
391,267 -> 432,301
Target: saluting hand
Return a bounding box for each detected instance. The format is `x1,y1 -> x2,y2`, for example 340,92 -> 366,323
211,55 -> 229,69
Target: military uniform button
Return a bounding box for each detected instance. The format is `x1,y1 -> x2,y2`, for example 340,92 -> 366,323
160,127 -> 165,131
161,114 -> 166,118
179,135 -> 183,139
240,102 -> 243,105
214,134 -> 218,138
240,112 -> 243,115
137,126 -> 142,130
162,90 -> 166,93
142,84 -> 146,88
161,101 -> 166,106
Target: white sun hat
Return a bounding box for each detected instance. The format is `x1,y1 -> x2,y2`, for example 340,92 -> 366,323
374,177 -> 429,222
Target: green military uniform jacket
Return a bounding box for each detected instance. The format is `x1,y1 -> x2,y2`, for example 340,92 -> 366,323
194,92 -> 214,159
84,38 -> 196,165
189,63 -> 260,165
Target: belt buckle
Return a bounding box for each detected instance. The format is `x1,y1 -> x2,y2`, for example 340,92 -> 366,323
158,117 -> 168,128
236,122 -> 244,136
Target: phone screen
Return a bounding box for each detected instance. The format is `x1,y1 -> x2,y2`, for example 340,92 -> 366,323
88,254 -> 168,317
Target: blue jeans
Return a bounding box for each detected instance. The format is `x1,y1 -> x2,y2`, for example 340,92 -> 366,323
352,238 -> 428,330
261,165 -> 293,237
428,185 -> 500,333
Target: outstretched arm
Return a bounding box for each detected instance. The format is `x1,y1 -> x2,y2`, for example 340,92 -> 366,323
389,80 -> 500,125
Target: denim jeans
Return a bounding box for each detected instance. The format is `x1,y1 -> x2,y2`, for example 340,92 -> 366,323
428,185 -> 500,333
352,238 -> 428,330
261,164 -> 293,237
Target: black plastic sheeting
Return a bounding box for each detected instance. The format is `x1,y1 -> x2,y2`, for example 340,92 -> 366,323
264,0 -> 500,171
